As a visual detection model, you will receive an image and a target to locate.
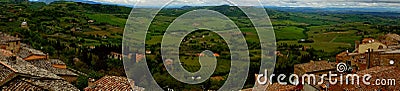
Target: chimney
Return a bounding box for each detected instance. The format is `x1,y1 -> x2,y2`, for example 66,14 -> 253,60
355,40 -> 360,49
88,78 -> 96,87
16,41 -> 20,53
15,34 -> 20,53
46,53 -> 49,60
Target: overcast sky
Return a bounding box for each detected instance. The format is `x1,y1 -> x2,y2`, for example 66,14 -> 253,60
86,0 -> 400,8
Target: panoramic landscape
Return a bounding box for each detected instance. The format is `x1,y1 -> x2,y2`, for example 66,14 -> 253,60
0,0 -> 399,90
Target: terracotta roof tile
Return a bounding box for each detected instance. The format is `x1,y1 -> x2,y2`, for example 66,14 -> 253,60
24,77 -> 79,91
85,76 -> 145,91
27,60 -> 78,76
1,78 -> 44,91
0,49 -> 79,90
294,61 -> 336,73
17,47 -> 46,59
0,58 -> 62,80
2,77 -> 79,91
265,83 -> 298,91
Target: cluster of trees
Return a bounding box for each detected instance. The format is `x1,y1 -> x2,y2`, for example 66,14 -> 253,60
0,2 -> 130,90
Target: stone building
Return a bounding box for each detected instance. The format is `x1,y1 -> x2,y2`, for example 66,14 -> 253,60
0,49 -> 78,90
337,36 -> 400,70
109,52 -> 124,60
0,32 -> 80,90
0,32 -> 21,54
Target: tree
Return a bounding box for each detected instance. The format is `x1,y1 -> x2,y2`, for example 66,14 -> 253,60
74,76 -> 88,90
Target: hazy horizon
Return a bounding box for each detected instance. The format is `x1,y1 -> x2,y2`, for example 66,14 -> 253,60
28,0 -> 400,8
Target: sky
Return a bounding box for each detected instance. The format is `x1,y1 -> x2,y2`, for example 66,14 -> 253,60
86,0 -> 400,8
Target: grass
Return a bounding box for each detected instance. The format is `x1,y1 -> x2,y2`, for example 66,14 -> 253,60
332,36 -> 362,43
275,26 -> 306,40
276,24 -> 370,53
86,14 -> 127,27
272,20 -> 309,26
146,36 -> 163,45
83,25 -> 123,39
273,22 -> 385,53
179,56 -> 231,75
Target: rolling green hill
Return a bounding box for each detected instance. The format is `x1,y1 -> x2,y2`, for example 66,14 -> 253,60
1,1 -> 400,90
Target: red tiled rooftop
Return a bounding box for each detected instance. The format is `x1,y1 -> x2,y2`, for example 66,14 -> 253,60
294,60 -> 336,73
0,49 -> 79,91
84,76 -> 143,91
242,83 -> 300,91
265,83 -> 299,91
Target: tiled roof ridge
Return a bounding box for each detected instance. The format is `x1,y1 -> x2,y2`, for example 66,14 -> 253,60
4,77 -> 79,91
85,75 -> 135,90
1,58 -> 64,80
28,60 -> 78,76
21,47 -> 46,55
18,78 -> 46,90
0,72 -> 17,86
95,75 -> 128,83
1,76 -> 46,90
0,72 -> 65,86
0,73 -> 65,88
0,61 -> 18,72
16,73 -> 64,80
67,67 -> 88,76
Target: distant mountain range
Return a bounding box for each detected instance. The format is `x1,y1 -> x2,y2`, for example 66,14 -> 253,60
264,6 -> 400,17
31,0 -> 138,7
31,0 -> 102,4
29,0 -> 400,17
